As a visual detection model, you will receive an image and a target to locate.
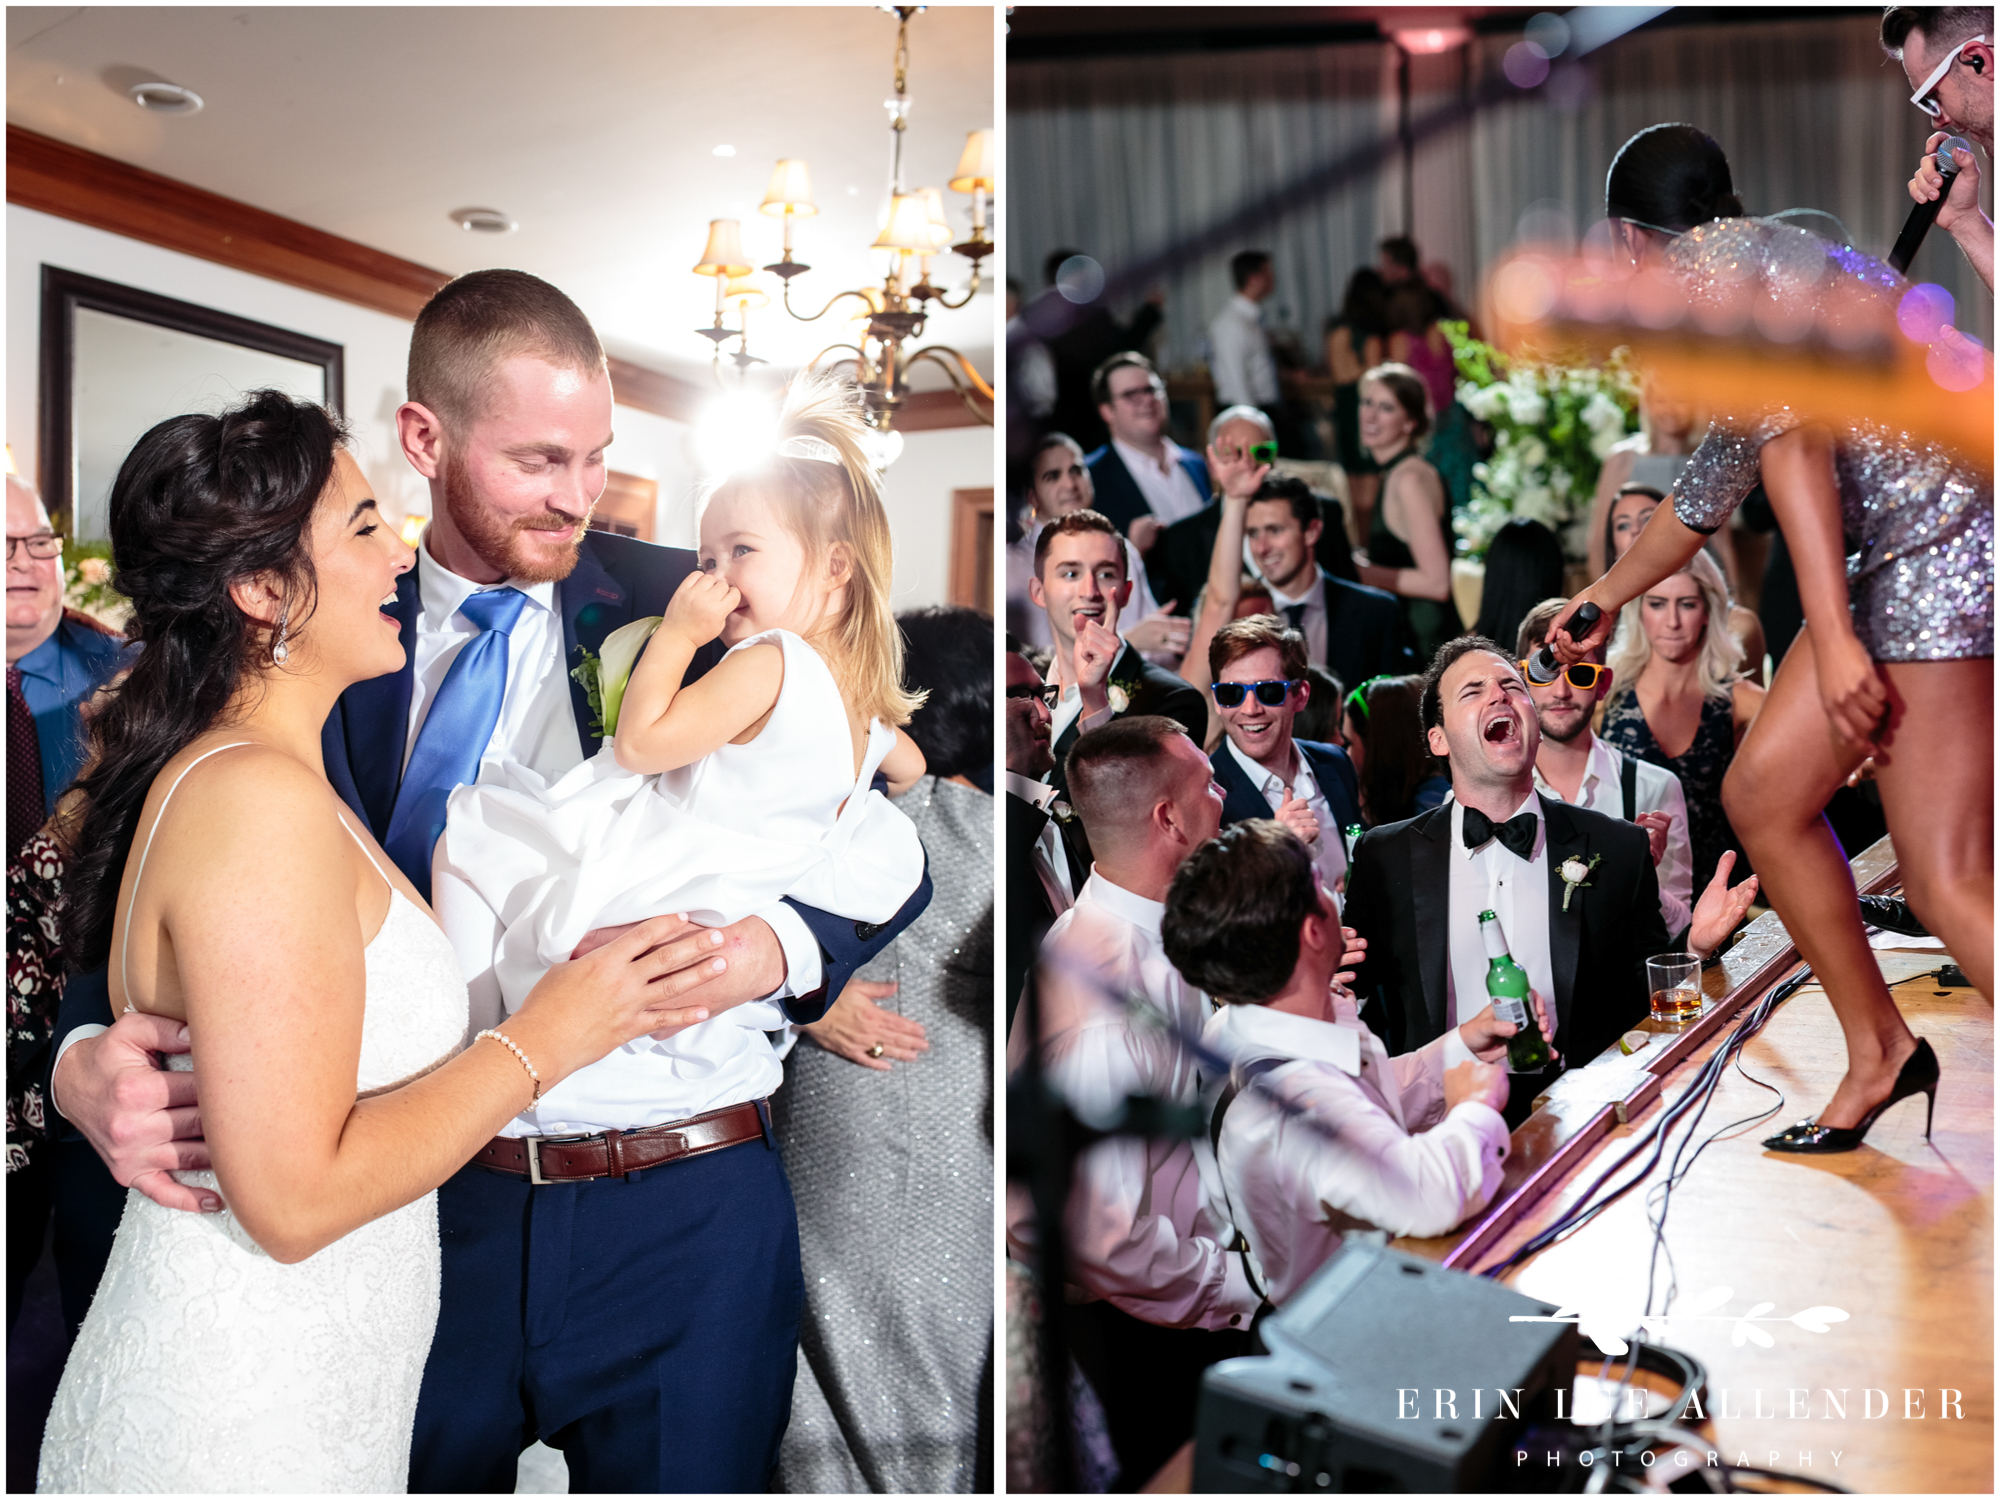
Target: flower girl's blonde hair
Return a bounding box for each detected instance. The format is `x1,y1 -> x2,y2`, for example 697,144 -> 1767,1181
704,374 -> 924,727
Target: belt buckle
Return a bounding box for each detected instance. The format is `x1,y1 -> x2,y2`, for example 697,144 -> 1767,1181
523,1132 -> 594,1186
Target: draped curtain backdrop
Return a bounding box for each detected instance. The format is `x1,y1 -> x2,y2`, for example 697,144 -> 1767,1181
1009,13 -> 1992,378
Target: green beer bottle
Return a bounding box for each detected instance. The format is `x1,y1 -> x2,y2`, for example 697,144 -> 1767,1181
1479,909 -> 1552,1071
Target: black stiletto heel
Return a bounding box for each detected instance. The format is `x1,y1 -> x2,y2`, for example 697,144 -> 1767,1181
1763,1039 -> 1940,1153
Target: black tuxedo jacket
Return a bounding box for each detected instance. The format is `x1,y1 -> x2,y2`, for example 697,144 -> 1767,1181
53,532 -> 930,1101
1004,789 -> 1087,1031
1211,736 -> 1363,843
1148,494 -> 1361,620
1344,795 -> 1671,1086
1082,443 -> 1212,539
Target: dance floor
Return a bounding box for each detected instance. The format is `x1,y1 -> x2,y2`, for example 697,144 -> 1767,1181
1393,840 -> 1993,1494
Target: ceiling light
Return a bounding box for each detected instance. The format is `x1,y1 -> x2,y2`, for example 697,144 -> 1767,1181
713,144 -> 736,157
129,81 -> 203,115
449,207 -> 517,235
1390,27 -> 1472,54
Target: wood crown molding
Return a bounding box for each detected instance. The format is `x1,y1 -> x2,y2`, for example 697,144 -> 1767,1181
9,126 -> 992,431
9,126 -> 877,429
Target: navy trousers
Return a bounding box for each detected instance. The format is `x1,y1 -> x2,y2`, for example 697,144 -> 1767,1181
407,1128 -> 803,1494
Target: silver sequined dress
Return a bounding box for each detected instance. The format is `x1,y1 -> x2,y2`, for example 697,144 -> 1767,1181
1666,219 -> 1993,661
772,775 -> 995,1493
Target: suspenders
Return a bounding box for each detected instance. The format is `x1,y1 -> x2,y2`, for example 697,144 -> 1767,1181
1208,1055 -> 1287,1315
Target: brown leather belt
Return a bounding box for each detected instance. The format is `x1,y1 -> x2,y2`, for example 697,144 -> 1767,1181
475,1099 -> 767,1185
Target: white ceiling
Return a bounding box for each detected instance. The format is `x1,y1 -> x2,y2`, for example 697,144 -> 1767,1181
6,5 -> 997,389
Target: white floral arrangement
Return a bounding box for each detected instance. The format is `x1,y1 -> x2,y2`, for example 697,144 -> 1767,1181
1444,323 -> 1639,562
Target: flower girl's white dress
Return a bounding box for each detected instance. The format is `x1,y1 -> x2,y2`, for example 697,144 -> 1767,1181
432,628 -> 924,1087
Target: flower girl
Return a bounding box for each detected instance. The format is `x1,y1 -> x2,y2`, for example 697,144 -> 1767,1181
433,377 -> 927,1111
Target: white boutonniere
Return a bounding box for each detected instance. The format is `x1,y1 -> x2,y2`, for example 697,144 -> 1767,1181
570,615 -> 663,740
1050,799 -> 1076,825
1559,853 -> 1601,912
1106,676 -> 1138,715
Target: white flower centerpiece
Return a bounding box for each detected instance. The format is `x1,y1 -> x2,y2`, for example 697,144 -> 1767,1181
1444,323 -> 1639,562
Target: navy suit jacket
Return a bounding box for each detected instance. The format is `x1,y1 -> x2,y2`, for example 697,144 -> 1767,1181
54,531 -> 931,1110
1082,442 -> 1212,538
1210,736 -> 1362,844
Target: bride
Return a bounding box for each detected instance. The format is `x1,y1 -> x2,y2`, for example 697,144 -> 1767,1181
37,390 -> 713,1493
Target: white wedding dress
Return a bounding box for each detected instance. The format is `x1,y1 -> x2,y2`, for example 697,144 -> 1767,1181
435,628 -> 925,1016
38,745 -> 469,1494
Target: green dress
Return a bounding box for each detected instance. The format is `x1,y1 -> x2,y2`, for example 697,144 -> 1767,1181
1369,446 -> 1458,663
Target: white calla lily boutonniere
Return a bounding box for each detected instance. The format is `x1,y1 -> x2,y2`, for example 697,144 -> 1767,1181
570,614 -> 663,740
1559,853 -> 1602,913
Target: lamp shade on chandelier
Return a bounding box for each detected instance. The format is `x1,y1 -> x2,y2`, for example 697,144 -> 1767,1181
686,7 -> 993,430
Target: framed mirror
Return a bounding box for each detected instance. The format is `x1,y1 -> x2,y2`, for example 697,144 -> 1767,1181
38,266 -> 345,541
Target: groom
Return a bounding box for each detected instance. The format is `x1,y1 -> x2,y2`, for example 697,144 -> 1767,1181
48,269 -> 930,1491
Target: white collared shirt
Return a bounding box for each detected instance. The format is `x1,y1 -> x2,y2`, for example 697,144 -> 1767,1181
1207,291 -> 1280,407
1445,794 -> 1555,1029
1264,570 -> 1327,670
1005,871 -> 1259,1331
1203,1000 -> 1506,1306
1222,735 -> 1348,904
1535,737 -> 1693,936
1109,437 -> 1209,527
1005,519 -> 1162,655
1007,769 -> 1075,914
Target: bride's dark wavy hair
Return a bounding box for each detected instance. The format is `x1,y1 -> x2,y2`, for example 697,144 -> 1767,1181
1605,123 -> 1744,232
61,389 -> 347,974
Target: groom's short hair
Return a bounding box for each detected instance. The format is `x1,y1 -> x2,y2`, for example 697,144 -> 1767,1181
408,269 -> 607,427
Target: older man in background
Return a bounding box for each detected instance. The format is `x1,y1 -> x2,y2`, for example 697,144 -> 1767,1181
7,476 -> 129,859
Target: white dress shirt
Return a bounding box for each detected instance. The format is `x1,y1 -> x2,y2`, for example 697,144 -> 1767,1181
1223,735 -> 1348,903
1109,438 -> 1209,527
1265,569 -> 1328,670
1007,769 -> 1076,914
1445,794 -> 1554,1029
1204,999 -> 1507,1306
1005,872 -> 1259,1331
1535,736 -> 1693,936
1005,518 -> 1161,655
1207,292 -> 1280,408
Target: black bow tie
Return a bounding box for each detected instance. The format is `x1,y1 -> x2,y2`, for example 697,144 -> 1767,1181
1463,807 -> 1538,860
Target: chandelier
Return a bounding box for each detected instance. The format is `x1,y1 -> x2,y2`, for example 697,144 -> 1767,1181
690,5 -> 994,431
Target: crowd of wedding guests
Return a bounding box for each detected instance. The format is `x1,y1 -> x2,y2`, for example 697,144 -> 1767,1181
1002,244 -> 1796,1484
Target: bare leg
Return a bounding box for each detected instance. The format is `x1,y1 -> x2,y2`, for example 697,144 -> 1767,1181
1873,658 -> 1993,999
1722,629 -> 1916,1130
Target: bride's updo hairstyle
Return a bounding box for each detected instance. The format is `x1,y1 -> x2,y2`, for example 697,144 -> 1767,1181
62,388 -> 348,974
1605,123 -> 1744,233
703,375 -> 924,727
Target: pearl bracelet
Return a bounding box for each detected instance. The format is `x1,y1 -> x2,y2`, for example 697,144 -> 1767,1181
475,1028 -> 541,1101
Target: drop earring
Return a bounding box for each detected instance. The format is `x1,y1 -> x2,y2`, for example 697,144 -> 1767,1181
271,601 -> 291,665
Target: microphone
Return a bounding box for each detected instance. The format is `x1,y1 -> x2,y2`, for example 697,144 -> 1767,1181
1525,602 -> 1601,685
1888,135 -> 1974,274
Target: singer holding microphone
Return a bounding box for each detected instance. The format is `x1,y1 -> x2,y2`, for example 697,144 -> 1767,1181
1548,122 -> 1992,1156
1884,8 -> 1993,289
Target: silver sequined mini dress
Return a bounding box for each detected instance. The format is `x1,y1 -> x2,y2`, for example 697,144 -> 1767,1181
1666,219 -> 1993,662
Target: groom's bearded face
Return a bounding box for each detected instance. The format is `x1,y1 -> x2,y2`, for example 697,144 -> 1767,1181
437,355 -> 612,584
440,445 -> 587,584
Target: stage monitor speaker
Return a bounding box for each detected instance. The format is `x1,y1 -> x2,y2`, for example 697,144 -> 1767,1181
1193,1240 -> 1578,1492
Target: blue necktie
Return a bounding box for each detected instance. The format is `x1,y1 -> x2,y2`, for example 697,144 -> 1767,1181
384,587 -> 529,898
1282,603 -> 1307,632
